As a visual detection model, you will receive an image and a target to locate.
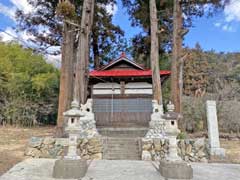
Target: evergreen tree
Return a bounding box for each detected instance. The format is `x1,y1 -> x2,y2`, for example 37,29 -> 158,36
15,0 -> 124,66
122,0 -> 224,63
183,43 -> 209,96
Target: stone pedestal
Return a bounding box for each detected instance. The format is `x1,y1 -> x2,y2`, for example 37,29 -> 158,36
166,135 -> 181,162
52,159 -> 88,179
78,112 -> 98,138
145,100 -> 166,138
79,99 -> 99,138
159,160 -> 193,180
142,150 -> 152,161
206,101 -> 225,158
64,134 -> 80,160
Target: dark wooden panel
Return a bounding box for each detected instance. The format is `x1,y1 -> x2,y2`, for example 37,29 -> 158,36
95,112 -> 151,127
93,98 -> 152,128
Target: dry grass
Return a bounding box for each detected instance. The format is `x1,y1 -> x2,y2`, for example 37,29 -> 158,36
0,126 -> 55,175
221,139 -> 240,164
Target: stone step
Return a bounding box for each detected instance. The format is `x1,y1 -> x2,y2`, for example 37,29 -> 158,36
104,154 -> 140,158
103,137 -> 141,140
104,149 -> 140,153
103,154 -> 141,160
102,137 -> 141,160
104,141 -> 139,146
104,157 -> 140,160
105,146 -> 139,150
98,127 -> 148,138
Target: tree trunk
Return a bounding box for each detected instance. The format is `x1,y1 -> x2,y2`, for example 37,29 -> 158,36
171,0 -> 182,113
150,0 -> 162,105
74,0 -> 95,104
56,22 -> 75,137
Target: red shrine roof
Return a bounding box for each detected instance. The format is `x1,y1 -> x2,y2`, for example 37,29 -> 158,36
90,69 -> 171,77
90,52 -> 171,78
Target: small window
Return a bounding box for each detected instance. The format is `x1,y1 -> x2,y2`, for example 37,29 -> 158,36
171,121 -> 175,125
71,118 -> 74,124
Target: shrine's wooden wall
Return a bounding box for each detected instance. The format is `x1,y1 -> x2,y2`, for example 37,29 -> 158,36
93,98 -> 152,128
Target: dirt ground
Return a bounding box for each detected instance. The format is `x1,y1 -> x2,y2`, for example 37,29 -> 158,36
0,126 -> 55,175
0,126 -> 239,176
221,139 -> 240,164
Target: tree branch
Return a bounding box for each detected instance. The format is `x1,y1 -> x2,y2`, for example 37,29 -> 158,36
64,19 -> 80,27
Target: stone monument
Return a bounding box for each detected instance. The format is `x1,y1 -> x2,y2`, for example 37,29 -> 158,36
52,101 -> 88,179
206,100 -> 225,159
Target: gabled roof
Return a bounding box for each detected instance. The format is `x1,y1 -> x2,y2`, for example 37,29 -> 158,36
90,52 -> 171,78
99,52 -> 145,70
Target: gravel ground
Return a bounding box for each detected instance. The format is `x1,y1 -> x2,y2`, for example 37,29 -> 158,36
1,159 -> 240,180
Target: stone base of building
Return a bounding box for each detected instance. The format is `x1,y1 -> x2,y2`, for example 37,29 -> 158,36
52,159 -> 88,179
159,160 -> 193,179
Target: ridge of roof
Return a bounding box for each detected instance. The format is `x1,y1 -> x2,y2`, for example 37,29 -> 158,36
99,53 -> 145,71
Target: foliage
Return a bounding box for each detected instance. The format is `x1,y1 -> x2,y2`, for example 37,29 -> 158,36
15,0 -> 125,67
177,132 -> 187,139
182,96 -> 206,133
0,42 -> 59,126
183,46 -> 240,100
56,1 -> 77,19
122,0 -> 224,64
182,95 -> 240,134
182,47 -> 240,133
183,43 -> 209,96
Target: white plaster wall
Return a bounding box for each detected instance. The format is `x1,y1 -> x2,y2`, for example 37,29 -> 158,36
125,82 -> 152,95
93,83 -> 121,95
93,82 -> 153,95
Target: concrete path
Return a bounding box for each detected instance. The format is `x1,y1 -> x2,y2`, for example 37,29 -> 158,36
0,159 -> 240,180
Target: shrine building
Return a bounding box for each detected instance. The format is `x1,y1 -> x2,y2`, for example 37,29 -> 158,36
89,53 -> 170,129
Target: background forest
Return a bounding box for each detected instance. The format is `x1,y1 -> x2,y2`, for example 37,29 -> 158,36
0,43 -> 59,126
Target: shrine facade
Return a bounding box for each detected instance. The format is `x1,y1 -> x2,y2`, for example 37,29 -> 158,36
89,53 -> 170,128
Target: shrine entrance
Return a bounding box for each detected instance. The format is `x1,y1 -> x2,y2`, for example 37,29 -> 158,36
93,97 -> 152,128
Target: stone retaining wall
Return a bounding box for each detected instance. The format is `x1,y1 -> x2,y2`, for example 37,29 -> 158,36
141,138 -> 209,162
25,136 -> 209,162
25,137 -> 103,160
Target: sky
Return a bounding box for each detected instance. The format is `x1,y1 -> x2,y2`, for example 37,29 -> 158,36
0,0 -> 240,62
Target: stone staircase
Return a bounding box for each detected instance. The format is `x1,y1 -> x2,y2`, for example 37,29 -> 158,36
98,127 -> 148,138
102,137 -> 142,160
99,127 -> 147,160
